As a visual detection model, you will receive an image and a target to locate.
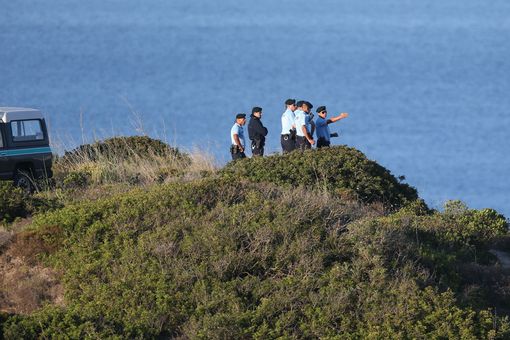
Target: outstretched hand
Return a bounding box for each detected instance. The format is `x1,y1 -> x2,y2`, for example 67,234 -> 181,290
339,113 -> 349,119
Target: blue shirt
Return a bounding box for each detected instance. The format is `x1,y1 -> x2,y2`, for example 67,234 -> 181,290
295,109 -> 311,137
315,116 -> 331,141
281,109 -> 295,135
306,112 -> 314,131
231,123 -> 245,147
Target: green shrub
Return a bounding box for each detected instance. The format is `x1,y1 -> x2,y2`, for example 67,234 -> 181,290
0,181 -> 28,225
6,178 -> 508,338
444,199 -> 470,215
2,306 -> 123,339
395,198 -> 433,216
0,312 -> 8,339
442,200 -> 508,246
371,204 -> 510,309
61,170 -> 91,189
52,136 -> 197,187
221,146 -> 418,210
0,181 -> 63,226
60,136 -> 188,163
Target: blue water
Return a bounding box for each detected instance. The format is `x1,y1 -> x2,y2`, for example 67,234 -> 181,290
1,0 -> 510,215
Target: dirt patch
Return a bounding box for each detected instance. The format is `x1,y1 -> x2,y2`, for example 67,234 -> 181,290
0,223 -> 63,314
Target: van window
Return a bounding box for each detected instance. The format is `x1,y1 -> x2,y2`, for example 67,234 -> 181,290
10,120 -> 45,142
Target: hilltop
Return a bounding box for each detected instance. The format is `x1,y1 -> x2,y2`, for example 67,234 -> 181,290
1,136 -> 510,338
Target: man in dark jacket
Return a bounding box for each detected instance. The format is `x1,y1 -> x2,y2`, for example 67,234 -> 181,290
248,106 -> 268,157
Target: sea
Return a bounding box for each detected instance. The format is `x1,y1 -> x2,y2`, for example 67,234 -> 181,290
1,0 -> 509,215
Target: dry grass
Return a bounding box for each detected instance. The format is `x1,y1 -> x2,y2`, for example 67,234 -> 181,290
53,138 -> 218,188
0,227 -> 12,250
182,148 -> 218,179
0,225 -> 63,314
0,258 -> 63,314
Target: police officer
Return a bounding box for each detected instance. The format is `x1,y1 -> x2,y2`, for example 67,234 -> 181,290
248,106 -> 268,157
295,101 -> 315,150
315,106 -> 349,148
230,113 -> 247,160
281,98 -> 297,153
305,101 -> 316,140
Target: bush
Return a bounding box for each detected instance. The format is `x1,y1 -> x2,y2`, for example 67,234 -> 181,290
221,146 -> 418,210
372,202 -> 510,310
52,136 -> 202,187
63,171 -> 90,188
0,182 -> 28,225
5,178 -> 508,338
0,312 -> 8,338
60,136 -> 187,163
442,200 -> 508,246
0,181 -> 62,226
2,306 -> 122,339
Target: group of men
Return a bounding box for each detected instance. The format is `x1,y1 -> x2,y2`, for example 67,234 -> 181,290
230,99 -> 348,160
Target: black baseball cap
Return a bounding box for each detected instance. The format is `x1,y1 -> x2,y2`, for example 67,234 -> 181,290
316,106 -> 327,113
252,106 -> 262,114
236,113 -> 246,119
285,98 -> 296,105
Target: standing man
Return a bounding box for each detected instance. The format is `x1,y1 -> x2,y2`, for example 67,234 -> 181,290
315,106 -> 349,148
295,101 -> 315,150
230,113 -> 247,160
281,98 -> 297,153
248,106 -> 268,157
305,101 -> 316,140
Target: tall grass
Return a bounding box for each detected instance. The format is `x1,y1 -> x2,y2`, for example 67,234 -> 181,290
52,136 -> 217,189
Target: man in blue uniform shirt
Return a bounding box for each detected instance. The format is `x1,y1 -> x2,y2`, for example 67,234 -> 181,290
281,98 -> 297,153
315,106 -> 349,148
248,106 -> 268,157
305,101 -> 316,140
295,101 -> 315,150
230,113 -> 247,160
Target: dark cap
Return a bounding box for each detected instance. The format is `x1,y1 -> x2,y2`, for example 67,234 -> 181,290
252,106 -> 262,114
316,106 -> 326,113
296,100 -> 305,107
306,101 -> 313,109
236,113 -> 246,119
285,98 -> 296,105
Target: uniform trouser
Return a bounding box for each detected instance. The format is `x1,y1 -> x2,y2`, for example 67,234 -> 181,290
251,141 -> 264,157
317,138 -> 331,148
230,145 -> 247,161
281,134 -> 295,154
296,136 -> 311,151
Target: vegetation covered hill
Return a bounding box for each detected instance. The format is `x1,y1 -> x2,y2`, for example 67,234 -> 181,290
1,137 -> 510,338
221,146 -> 418,209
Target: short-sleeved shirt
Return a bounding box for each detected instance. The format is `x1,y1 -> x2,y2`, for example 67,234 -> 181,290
281,109 -> 295,135
231,123 -> 245,147
315,116 -> 331,141
295,109 -> 311,137
306,113 -> 314,129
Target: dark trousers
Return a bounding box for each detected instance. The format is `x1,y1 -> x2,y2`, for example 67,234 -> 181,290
230,145 -> 247,161
251,141 -> 264,157
296,136 -> 311,151
281,134 -> 295,154
317,138 -> 331,148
